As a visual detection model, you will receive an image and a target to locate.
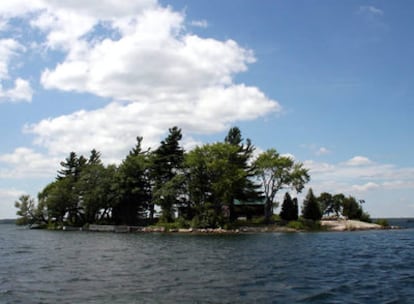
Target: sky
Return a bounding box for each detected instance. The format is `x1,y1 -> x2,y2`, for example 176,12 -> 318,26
0,0 -> 413,219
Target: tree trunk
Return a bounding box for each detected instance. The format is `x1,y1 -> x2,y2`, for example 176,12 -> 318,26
264,199 -> 272,224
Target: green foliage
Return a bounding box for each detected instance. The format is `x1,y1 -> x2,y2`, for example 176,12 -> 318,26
156,217 -> 190,231
375,218 -> 389,227
360,212 -> 372,223
151,127 -> 185,222
17,126 -> 375,231
342,196 -> 363,220
280,192 -> 298,221
15,195 -> 36,225
316,192 -> 371,222
302,188 -> 322,221
185,141 -> 253,223
254,149 -> 310,222
287,220 -> 305,230
301,219 -> 323,231
114,137 -> 151,225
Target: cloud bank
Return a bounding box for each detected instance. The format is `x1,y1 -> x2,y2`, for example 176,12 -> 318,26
0,0 -> 280,162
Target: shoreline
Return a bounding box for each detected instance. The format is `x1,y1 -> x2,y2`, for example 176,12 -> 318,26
65,220 -> 396,233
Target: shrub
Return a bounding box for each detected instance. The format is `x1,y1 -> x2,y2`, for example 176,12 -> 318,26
287,220 -> 305,230
375,218 -> 389,227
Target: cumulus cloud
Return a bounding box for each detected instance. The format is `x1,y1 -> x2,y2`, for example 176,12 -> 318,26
1,0 -> 279,173
25,83 -> 278,161
0,39 -> 33,103
304,156 -> 414,197
0,147 -> 59,178
6,2 -> 280,160
0,78 -> 33,102
40,11 -> 256,100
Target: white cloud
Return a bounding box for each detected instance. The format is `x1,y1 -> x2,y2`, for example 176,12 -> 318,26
358,6 -> 384,16
0,1 -> 43,19
305,156 -> 414,197
0,147 -> 59,178
0,39 -> 33,102
25,84 -> 278,161
0,188 -> 25,219
352,182 -> 380,192
40,10 -> 256,100
345,156 -> 372,166
0,38 -> 25,79
15,4 -> 279,160
316,147 -> 330,156
0,78 -> 33,102
1,0 -> 280,180
191,19 -> 208,28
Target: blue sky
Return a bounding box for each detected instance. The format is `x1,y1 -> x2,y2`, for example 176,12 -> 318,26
0,0 -> 413,218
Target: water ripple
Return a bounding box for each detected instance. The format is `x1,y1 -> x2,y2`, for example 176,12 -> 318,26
1,226 -> 414,303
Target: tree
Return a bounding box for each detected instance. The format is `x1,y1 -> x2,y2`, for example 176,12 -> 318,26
254,149 -> 310,222
318,192 -> 334,216
342,196 -> 363,220
113,137 -> 152,225
224,127 -> 263,220
302,188 -> 322,221
77,150 -> 118,224
15,195 -> 36,225
37,178 -> 77,225
151,127 -> 184,222
185,142 -> 248,226
280,192 -> 298,221
57,152 -> 86,180
54,151 -> 87,225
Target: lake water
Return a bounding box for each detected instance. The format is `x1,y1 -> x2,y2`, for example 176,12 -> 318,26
1,222 -> 414,303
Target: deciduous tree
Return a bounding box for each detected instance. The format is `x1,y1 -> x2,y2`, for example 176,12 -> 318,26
254,149 -> 310,222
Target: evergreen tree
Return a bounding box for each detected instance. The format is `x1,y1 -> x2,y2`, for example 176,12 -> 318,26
113,137 -> 151,225
77,150 -> 117,224
302,188 -> 322,221
224,127 -> 262,220
292,197 -> 299,221
280,192 -> 298,221
151,127 -> 184,222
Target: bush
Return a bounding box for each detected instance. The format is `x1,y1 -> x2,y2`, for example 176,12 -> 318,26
287,220 -> 305,230
375,218 -> 389,227
360,212 -> 372,223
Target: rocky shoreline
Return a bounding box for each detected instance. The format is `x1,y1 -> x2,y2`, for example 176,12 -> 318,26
78,220 -> 396,234
320,219 -> 397,231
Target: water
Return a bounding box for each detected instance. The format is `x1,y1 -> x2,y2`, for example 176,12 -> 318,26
1,224 -> 414,303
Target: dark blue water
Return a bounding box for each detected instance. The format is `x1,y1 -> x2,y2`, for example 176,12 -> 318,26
1,224 -> 414,303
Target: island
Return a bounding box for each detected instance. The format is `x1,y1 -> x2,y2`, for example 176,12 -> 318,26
14,126 -> 390,233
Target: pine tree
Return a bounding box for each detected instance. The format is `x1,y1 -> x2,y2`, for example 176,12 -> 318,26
113,137 -> 151,225
302,188 -> 322,221
224,127 -> 262,220
151,127 -> 185,222
280,192 -> 298,221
